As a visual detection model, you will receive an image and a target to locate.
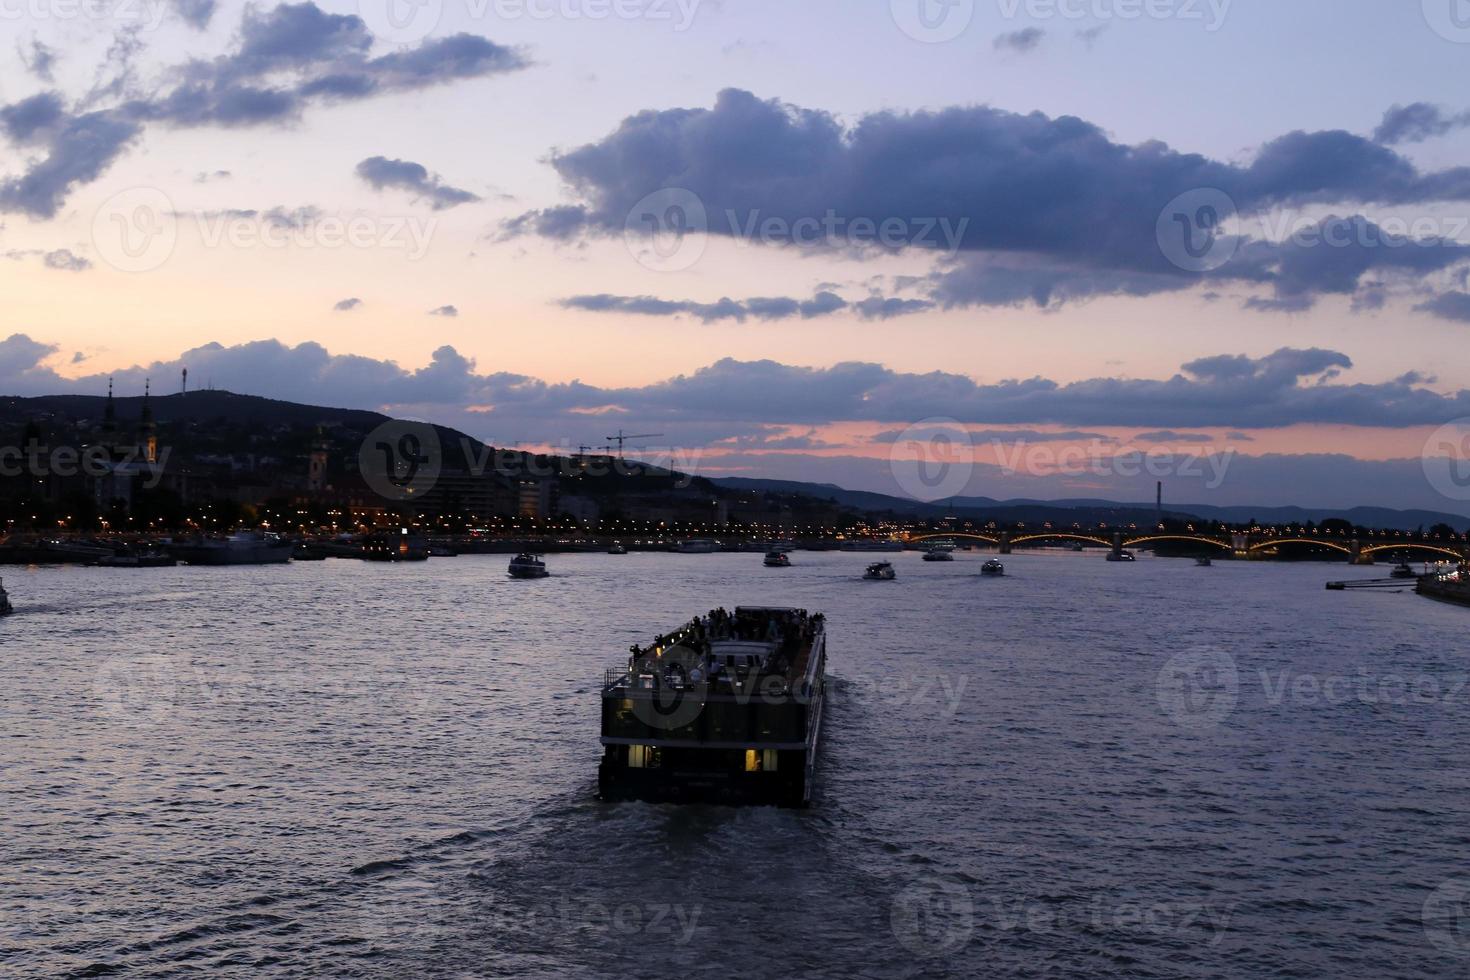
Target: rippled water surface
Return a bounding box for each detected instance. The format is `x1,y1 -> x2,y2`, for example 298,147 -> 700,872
4,551 -> 1470,977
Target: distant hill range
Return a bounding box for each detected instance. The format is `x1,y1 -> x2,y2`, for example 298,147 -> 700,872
711,478 -> 1470,533
2,391 -> 1460,531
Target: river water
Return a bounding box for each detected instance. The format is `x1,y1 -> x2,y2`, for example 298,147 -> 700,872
3,550 -> 1470,978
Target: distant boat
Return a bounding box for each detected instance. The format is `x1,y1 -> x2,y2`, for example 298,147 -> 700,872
922,548 -> 955,562
764,550 -> 792,567
169,532 -> 292,566
1069,542 -> 1085,552
608,542 -> 628,555
1106,550 -> 1137,563
1195,556 -> 1213,567
96,548 -> 176,568
674,539 -> 720,554
1391,561 -> 1417,580
981,558 -> 1005,577
863,561 -> 896,581
0,577 -> 12,616
508,553 -> 549,578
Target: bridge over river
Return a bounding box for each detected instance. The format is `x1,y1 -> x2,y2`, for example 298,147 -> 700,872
907,531 -> 1470,563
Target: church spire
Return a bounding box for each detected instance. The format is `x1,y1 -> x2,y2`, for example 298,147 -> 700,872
139,378 -> 158,464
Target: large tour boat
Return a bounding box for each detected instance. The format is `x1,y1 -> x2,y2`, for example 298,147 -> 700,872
599,606 -> 827,808
863,561 -> 896,581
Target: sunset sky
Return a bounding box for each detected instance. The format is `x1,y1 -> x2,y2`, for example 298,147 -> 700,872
3,0 -> 1470,513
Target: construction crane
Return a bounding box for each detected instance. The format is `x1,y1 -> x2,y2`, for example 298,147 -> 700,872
606,430 -> 663,459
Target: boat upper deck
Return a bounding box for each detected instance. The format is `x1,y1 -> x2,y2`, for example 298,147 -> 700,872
605,606 -> 825,701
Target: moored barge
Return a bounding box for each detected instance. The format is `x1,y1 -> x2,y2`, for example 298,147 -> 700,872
599,606 -> 826,807
1417,565 -> 1470,608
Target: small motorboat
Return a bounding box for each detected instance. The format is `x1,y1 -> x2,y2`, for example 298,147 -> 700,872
763,550 -> 792,567
1195,556 -> 1213,567
508,553 -> 549,578
863,561 -> 896,581
1106,550 -> 1137,563
608,542 -> 628,555
981,559 -> 1005,577
1391,561 -> 1417,580
922,548 -> 955,562
0,577 -> 11,616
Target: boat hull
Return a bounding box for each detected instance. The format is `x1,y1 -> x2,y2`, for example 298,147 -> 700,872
169,543 -> 292,565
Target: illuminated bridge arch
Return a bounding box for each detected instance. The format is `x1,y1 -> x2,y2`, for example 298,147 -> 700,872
1248,538 -> 1355,556
907,533 -> 1001,545
1361,543 -> 1467,561
1008,533 -> 1113,548
1122,535 -> 1234,551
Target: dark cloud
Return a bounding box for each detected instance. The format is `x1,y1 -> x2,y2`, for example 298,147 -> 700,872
0,337 -> 1465,462
428,305 -> 459,317
1133,431 -> 1216,443
194,169 -> 232,183
508,89 -> 1470,315
1374,103 -> 1470,146
355,156 -> 480,210
21,40 -> 57,82
175,0 -> 217,28
994,28 -> 1045,53
43,249 -> 91,272
0,4 -> 528,219
334,297 -> 363,311
1415,291 -> 1470,323
562,291 -> 853,323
